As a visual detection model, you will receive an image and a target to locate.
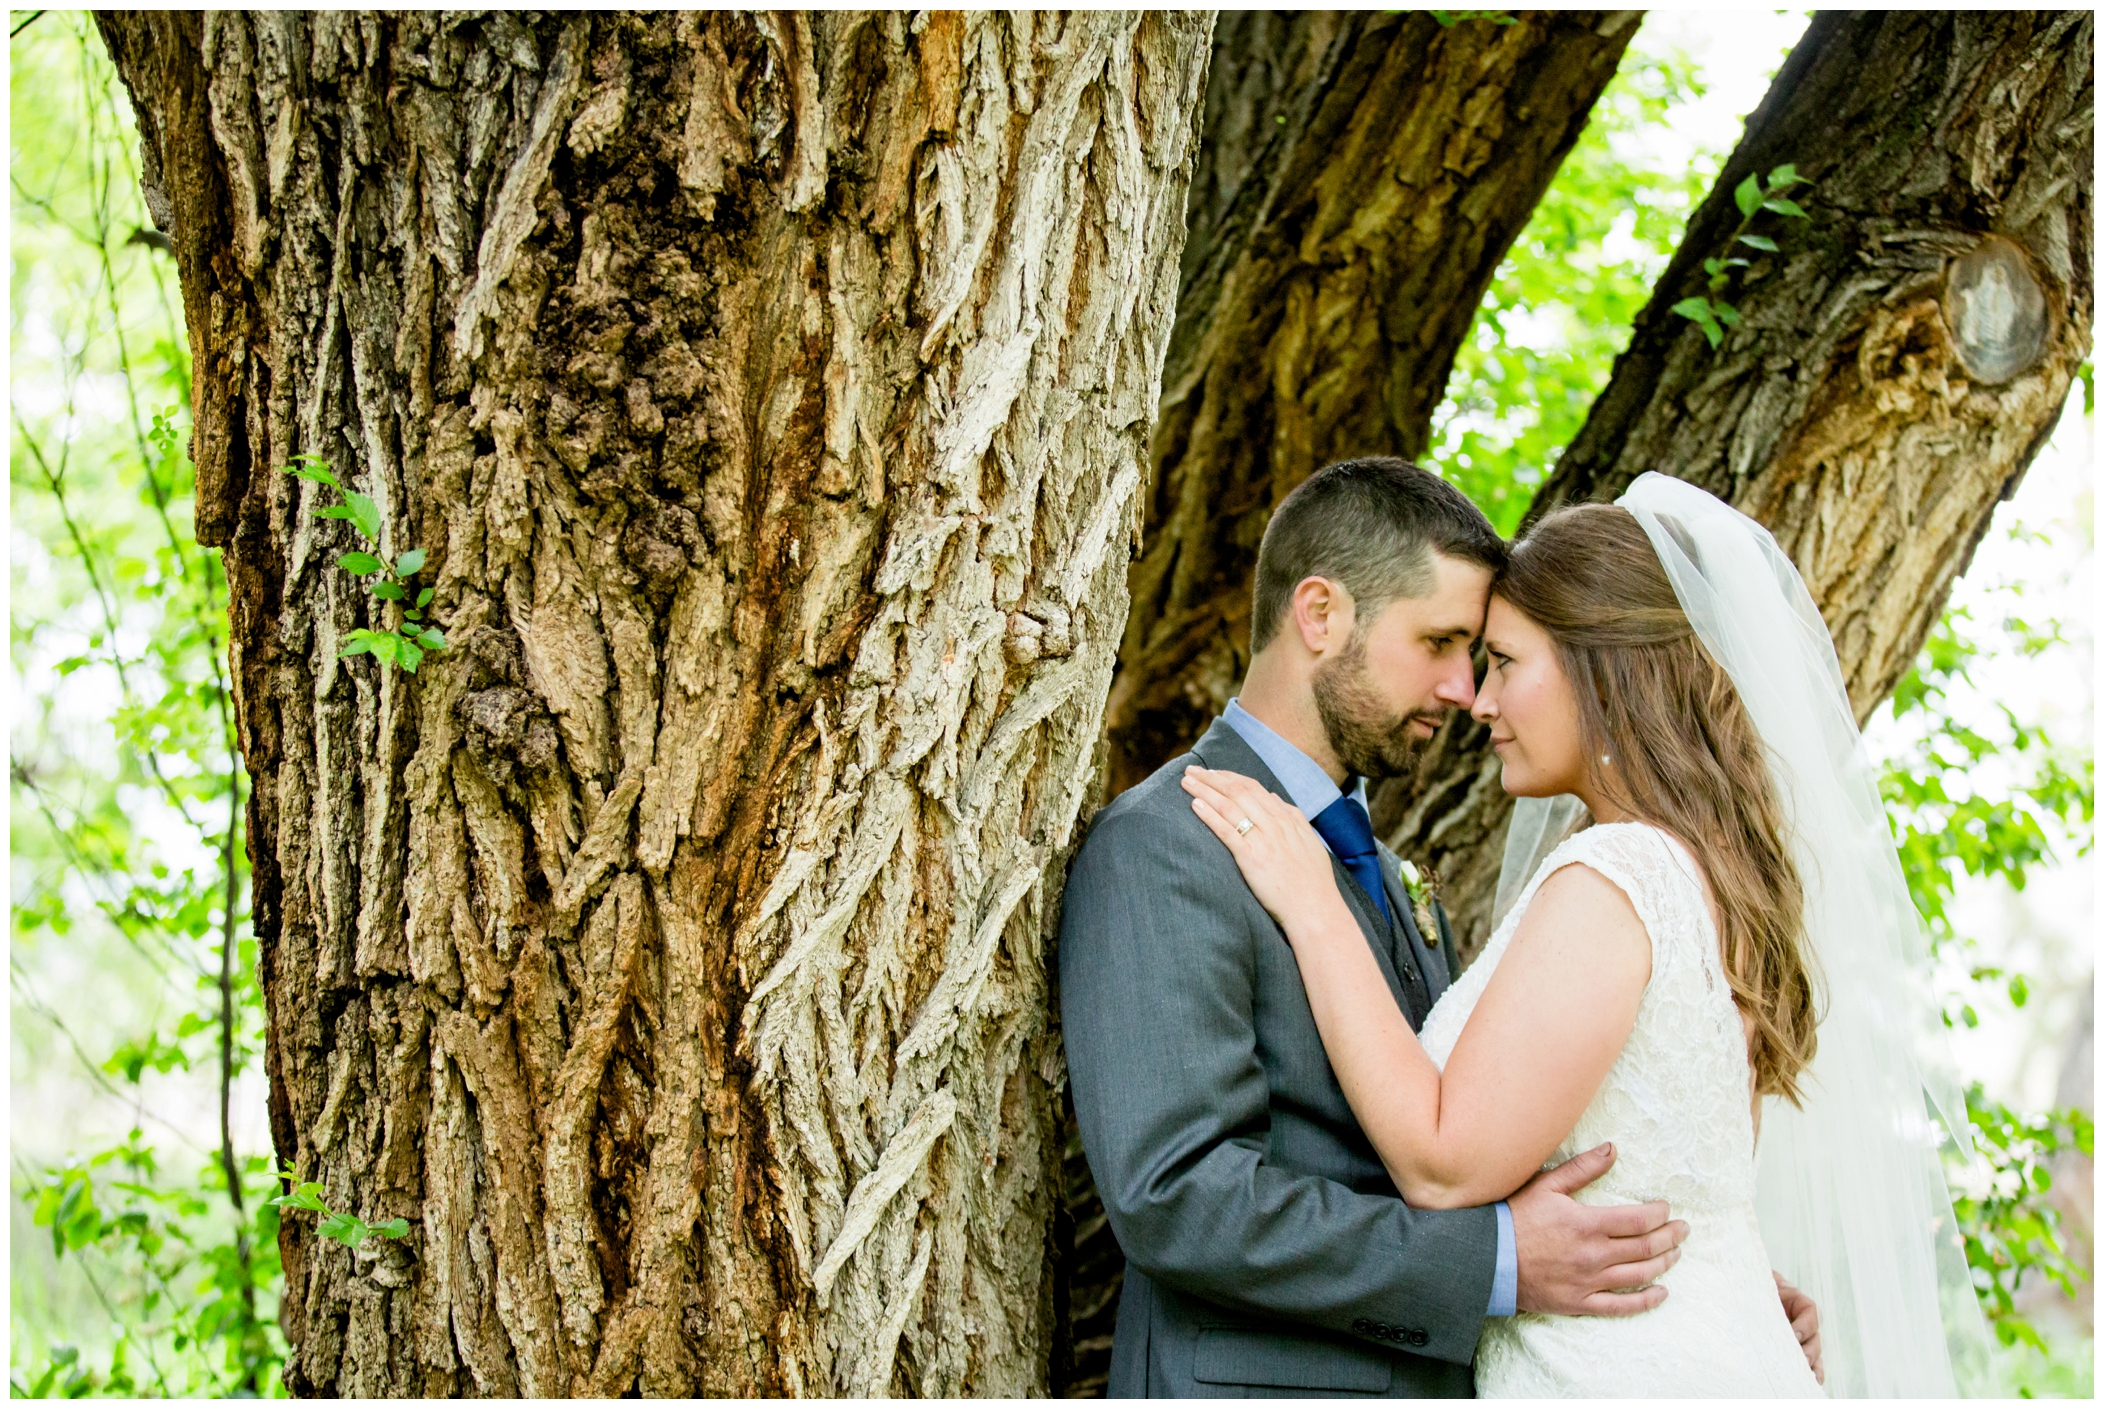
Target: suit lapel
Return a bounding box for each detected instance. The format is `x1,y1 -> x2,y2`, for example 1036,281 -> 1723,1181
1189,721 -> 1415,1019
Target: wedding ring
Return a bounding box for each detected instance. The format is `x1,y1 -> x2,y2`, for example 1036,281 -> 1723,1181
1235,816 -> 1255,836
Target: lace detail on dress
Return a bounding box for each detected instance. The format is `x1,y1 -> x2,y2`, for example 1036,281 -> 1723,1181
1421,822 -> 1823,1398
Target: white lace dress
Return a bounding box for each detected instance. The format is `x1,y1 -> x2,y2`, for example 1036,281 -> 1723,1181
1419,823 -> 1823,1398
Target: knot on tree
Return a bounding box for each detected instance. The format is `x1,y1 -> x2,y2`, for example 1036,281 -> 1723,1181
358,1228 -> 418,1288
1942,235 -> 2050,385
454,624 -> 559,783
1006,608 -> 1073,664
621,499 -> 705,603
462,687 -> 560,776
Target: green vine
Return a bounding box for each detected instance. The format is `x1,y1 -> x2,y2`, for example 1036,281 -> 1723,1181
282,456 -> 445,671
1671,163 -> 1810,347
267,1175 -> 409,1250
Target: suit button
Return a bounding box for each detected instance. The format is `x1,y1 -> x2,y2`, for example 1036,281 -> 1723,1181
1407,1329 -> 1429,1347
1351,1318 -> 1371,1334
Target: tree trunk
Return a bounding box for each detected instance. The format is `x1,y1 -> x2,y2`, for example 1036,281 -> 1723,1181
99,10 -> 1212,1396
1375,10 -> 2095,961
1099,10 -> 1640,801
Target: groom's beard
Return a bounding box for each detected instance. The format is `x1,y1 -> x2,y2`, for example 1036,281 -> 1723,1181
1311,635 -> 1438,781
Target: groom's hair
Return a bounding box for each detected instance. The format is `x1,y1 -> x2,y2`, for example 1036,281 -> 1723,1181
1250,458 -> 1504,652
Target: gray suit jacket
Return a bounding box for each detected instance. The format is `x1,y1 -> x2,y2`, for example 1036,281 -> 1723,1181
1060,718 -> 1497,1398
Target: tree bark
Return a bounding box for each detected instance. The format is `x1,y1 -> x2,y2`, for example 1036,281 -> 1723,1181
1099,10 -> 1640,801
99,10 -> 1211,1396
1375,10 -> 2095,962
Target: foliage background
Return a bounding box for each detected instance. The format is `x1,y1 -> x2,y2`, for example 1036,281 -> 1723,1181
9,10 -> 2091,1397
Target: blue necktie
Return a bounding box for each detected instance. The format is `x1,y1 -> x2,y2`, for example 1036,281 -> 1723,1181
1311,795 -> 1390,925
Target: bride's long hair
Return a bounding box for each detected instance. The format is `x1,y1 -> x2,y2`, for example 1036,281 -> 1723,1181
1496,503 -> 1819,1105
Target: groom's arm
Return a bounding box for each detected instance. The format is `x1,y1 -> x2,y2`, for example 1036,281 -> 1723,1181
1060,804 -> 1497,1365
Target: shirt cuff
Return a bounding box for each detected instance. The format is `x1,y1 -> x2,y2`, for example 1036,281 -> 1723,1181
1488,1200 -> 1519,1317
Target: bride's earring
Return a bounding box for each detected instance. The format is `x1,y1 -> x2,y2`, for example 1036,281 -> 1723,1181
1600,753 -> 1613,766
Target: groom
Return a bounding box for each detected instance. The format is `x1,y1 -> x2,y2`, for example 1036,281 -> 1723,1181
1061,459 -> 1815,1396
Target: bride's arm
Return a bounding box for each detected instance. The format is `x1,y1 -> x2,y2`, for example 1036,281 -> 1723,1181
1184,767 -> 1651,1209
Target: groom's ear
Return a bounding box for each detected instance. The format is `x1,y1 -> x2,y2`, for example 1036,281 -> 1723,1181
1289,576 -> 1354,657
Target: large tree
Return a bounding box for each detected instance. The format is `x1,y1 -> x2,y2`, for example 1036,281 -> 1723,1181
99,10 -> 1211,1396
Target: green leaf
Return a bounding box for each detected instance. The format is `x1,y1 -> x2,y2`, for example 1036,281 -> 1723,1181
343,490 -> 382,543
1766,162 -> 1799,188
1733,172 -> 1763,219
416,587 -> 435,608
269,1183 -> 329,1214
418,628 -> 448,650
395,548 -> 427,576
338,551 -> 385,576
284,456 -> 341,490
318,1211 -> 367,1247
403,609 -> 422,621
1736,233 -> 1780,253
1670,296 -> 1724,346
1702,257 -> 1727,277
1762,197 -> 1809,220
315,505 -> 356,521
1711,302 -> 1741,327
397,640 -> 425,674
339,630 -> 385,659
56,1178 -> 88,1231
376,1217 -> 411,1240
371,580 -> 405,601
343,630 -> 401,666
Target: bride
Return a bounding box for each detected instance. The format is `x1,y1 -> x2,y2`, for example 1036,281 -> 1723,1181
1182,474 -> 1988,1396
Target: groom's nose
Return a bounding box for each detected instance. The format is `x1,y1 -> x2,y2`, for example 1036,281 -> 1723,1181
1432,655 -> 1478,711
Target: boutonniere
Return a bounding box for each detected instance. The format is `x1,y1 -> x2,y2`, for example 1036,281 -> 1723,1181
1398,860 -> 1441,946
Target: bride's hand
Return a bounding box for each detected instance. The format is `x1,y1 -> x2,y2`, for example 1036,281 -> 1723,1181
1182,767 -> 1348,939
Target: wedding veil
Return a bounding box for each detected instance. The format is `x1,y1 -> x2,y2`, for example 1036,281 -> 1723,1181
1495,473 -> 1994,1396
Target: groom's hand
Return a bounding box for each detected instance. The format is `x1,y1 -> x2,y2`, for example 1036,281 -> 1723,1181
1774,1272 -> 1824,1384
1509,1143 -> 1688,1316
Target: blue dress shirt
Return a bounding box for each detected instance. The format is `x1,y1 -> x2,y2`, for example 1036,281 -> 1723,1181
1222,699 -> 1520,1318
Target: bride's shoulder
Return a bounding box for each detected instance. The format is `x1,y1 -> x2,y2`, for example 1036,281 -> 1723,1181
1543,821 -> 1699,894
1548,819 -> 1672,861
